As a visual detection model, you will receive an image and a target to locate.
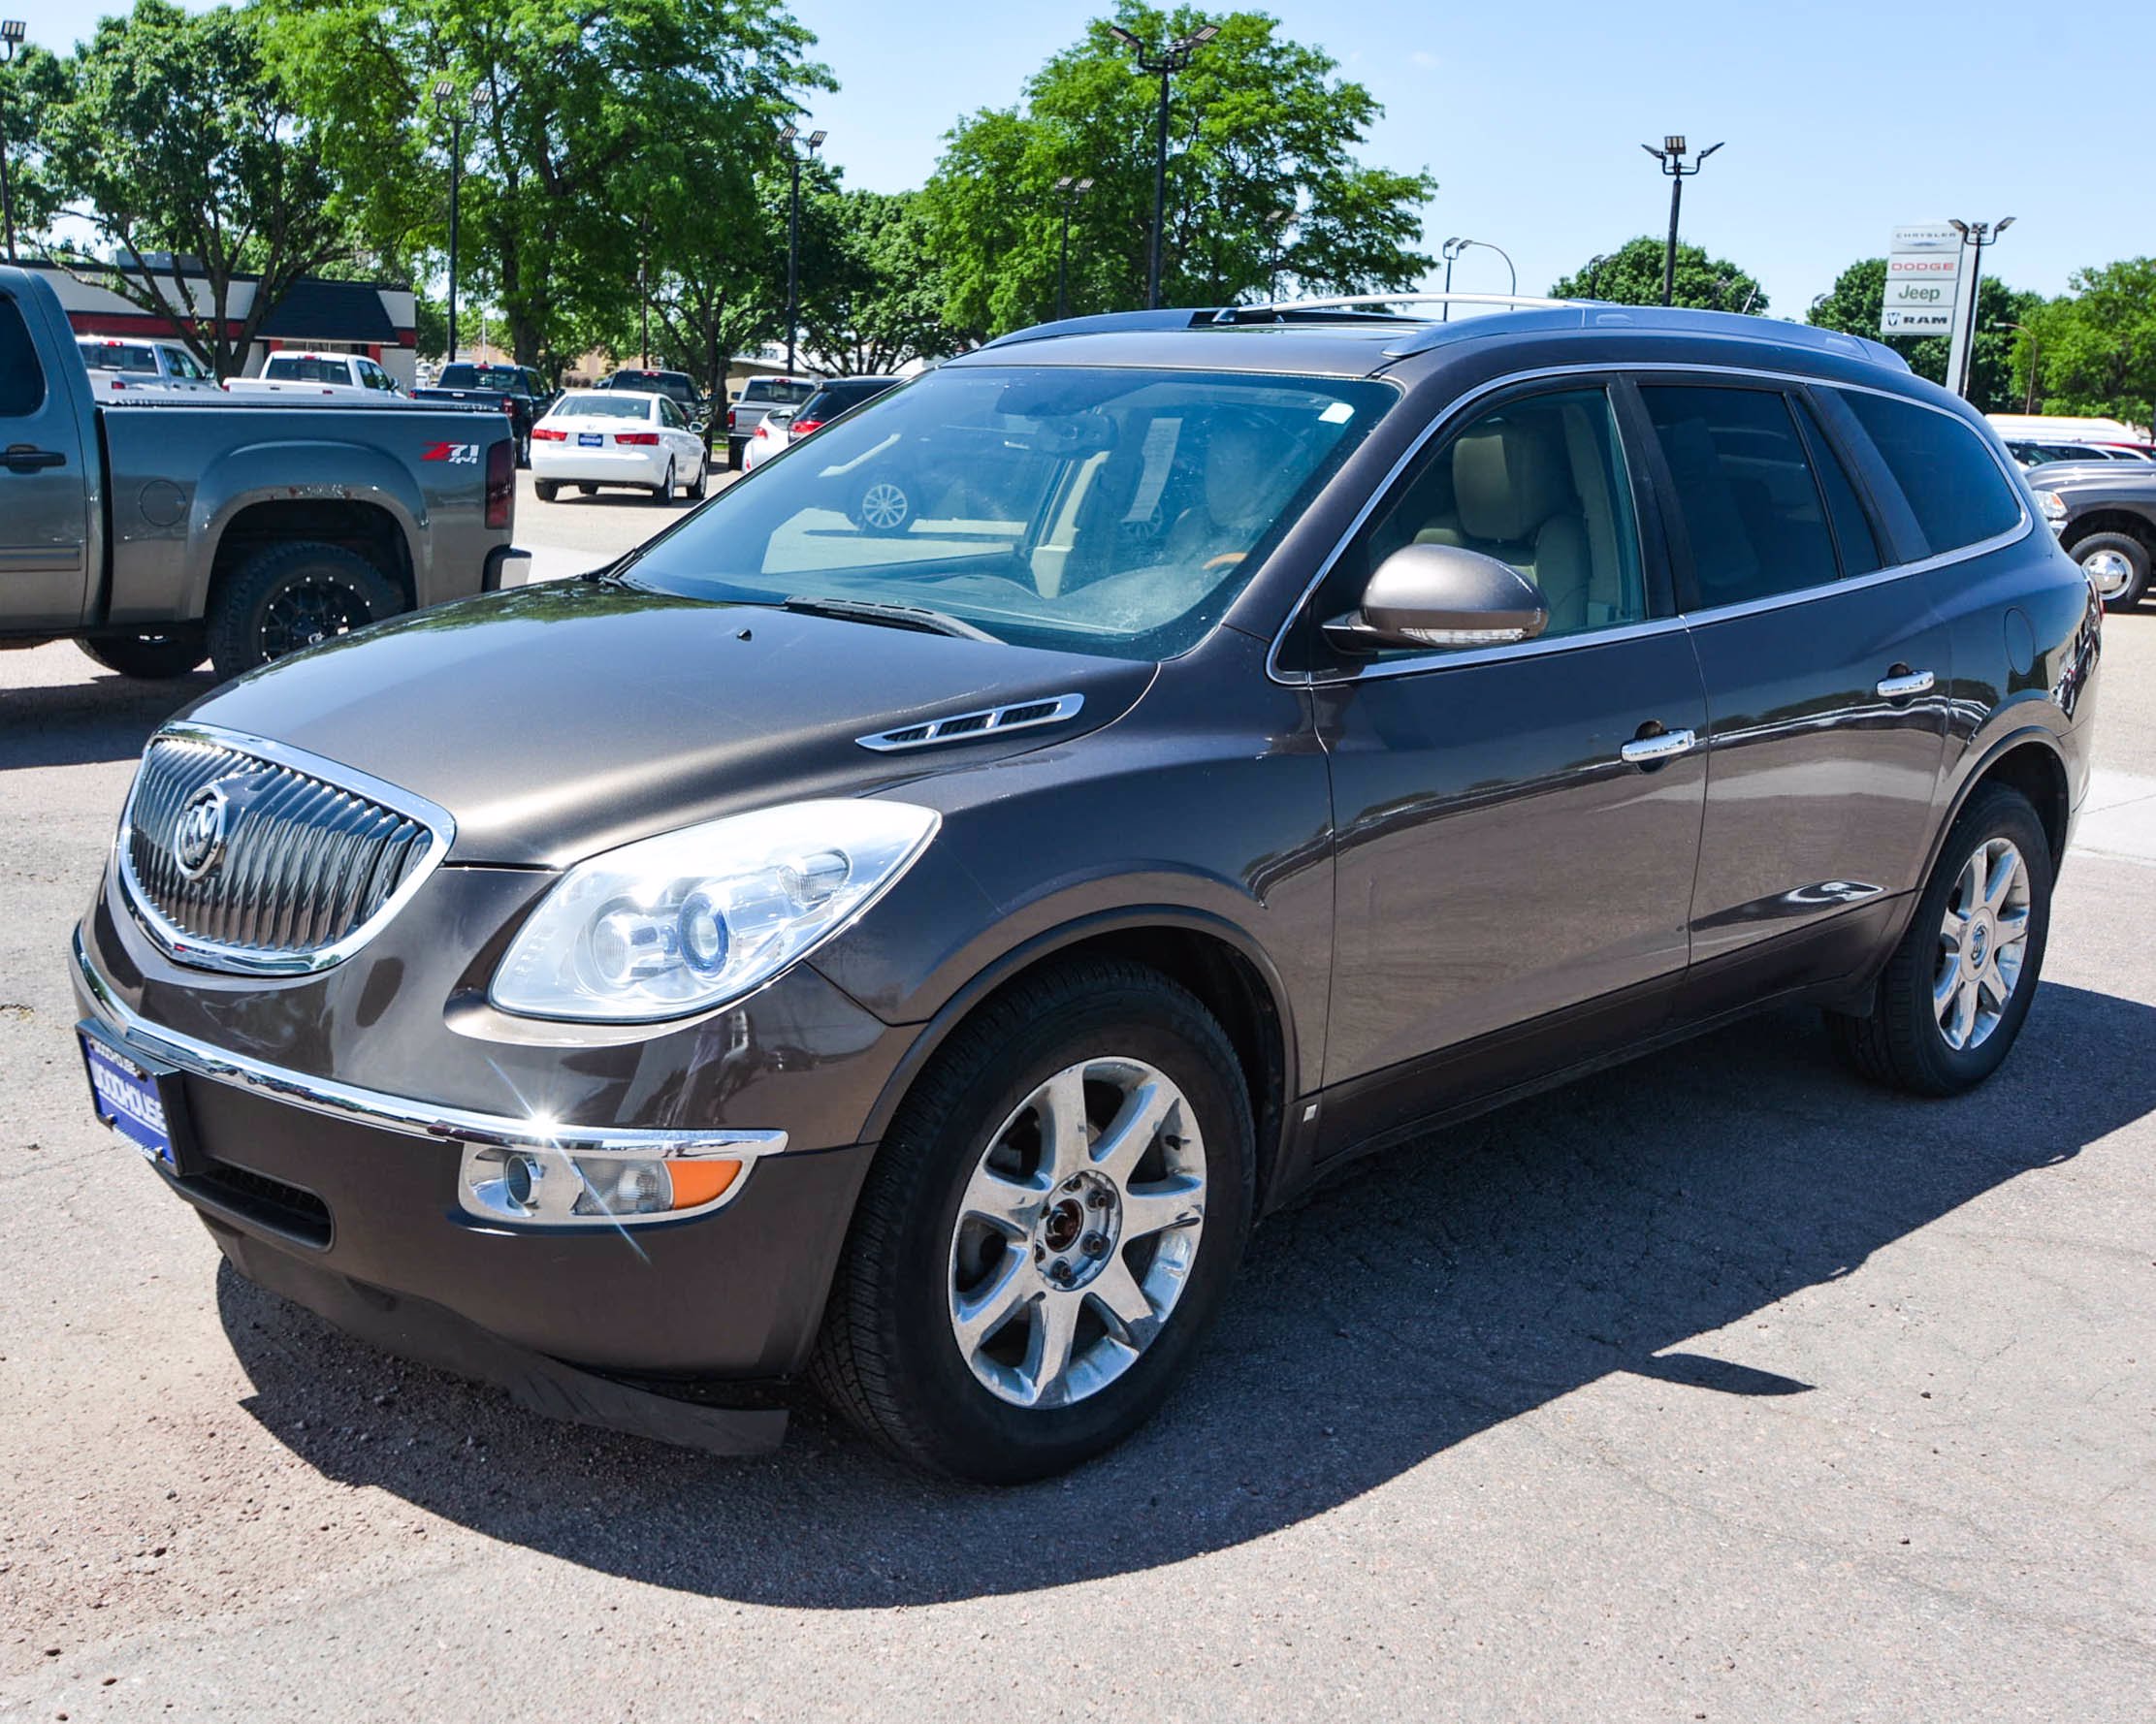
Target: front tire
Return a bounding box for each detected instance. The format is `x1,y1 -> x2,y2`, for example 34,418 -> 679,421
77,626 -> 208,680
854,477 -> 913,536
812,959 -> 1254,1483
1827,783 -> 2052,1096
207,541 -> 403,683
2071,531 -> 2149,611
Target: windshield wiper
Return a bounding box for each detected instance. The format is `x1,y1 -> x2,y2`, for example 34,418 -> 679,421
780,596 -> 998,642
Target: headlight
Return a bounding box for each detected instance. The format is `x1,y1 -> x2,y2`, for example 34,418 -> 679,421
490,800 -> 940,1022
2036,490 -> 2068,531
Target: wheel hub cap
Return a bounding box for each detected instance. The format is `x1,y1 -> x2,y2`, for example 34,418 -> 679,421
947,1056 -> 1206,1410
2083,549 -> 2133,598
1934,836 -> 2032,1052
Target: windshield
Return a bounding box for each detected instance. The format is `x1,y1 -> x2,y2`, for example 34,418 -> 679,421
626,365 -> 1392,660
746,380 -> 817,405
440,364 -> 523,391
549,392 -> 654,420
265,356 -> 353,383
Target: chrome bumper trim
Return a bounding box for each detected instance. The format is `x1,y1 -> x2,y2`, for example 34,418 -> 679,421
72,932 -> 789,1161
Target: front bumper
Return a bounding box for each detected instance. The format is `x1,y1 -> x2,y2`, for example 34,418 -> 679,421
73,929 -> 881,1385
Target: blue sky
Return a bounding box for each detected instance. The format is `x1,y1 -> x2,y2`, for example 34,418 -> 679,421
16,0 -> 2151,314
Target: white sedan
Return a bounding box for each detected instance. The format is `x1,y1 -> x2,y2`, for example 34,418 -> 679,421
740,408 -> 795,471
530,390 -> 709,502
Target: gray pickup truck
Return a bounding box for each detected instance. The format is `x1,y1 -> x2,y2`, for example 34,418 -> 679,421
1,266 -> 521,684
2026,459 -> 2156,610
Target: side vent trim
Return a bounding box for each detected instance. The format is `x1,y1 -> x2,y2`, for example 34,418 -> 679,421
857,692 -> 1086,753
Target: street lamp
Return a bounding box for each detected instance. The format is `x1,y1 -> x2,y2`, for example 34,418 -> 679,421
1109,21 -> 1218,310
0,20 -> 27,265
434,79 -> 487,362
1640,135 -> 1723,306
1992,317 -> 2040,416
1052,175 -> 1093,321
1945,216 -> 2014,399
1439,236 -> 1517,320
779,124 -> 825,377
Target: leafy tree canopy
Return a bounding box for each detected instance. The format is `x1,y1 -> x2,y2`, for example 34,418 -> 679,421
2023,257 -> 2156,431
922,4 -> 1435,339
43,0 -> 352,377
0,39 -> 70,247
1550,236 -> 1768,315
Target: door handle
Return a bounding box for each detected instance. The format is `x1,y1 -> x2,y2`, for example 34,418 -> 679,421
1619,727 -> 1697,766
3,444 -> 66,473
1876,667 -> 1935,701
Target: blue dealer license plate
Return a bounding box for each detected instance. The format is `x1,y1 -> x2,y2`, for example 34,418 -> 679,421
79,1026 -> 180,1168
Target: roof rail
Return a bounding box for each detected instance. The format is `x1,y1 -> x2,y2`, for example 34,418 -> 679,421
1213,291 -> 1578,320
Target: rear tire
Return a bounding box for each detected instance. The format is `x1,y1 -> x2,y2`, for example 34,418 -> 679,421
2070,531 -> 2149,611
534,479 -> 561,502
651,459 -> 675,503
811,959 -> 1254,1483
77,626 -> 208,680
1827,783 -> 2052,1096
207,541 -> 403,683
686,457 -> 707,501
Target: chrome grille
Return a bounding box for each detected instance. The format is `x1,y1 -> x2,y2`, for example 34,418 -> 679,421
118,726 -> 452,974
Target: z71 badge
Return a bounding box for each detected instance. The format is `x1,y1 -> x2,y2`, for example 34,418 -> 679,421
421,442 -> 480,464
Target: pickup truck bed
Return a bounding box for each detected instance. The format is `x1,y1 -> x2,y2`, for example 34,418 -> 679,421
2,265 -> 523,683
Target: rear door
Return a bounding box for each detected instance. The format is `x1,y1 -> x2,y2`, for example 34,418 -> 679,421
1637,376 -> 1953,994
0,284 -> 92,627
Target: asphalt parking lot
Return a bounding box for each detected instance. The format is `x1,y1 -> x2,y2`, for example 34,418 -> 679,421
3,504 -> 2151,1719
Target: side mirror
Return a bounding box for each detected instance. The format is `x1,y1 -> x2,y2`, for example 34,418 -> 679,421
1322,543 -> 1548,654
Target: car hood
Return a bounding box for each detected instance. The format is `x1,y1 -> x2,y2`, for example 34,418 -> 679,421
2026,462 -> 2155,490
179,582 -> 1153,867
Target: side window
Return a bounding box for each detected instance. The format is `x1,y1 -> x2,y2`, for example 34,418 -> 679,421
1790,396 -> 1883,576
1326,386 -> 1646,650
1640,384 -> 1840,609
1835,389 -> 2023,556
0,299 -> 47,416
660,398 -> 684,430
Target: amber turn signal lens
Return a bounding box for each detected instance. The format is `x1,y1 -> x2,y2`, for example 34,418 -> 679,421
666,1159 -> 741,1209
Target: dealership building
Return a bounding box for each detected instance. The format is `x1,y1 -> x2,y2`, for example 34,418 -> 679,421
22,257 -> 421,387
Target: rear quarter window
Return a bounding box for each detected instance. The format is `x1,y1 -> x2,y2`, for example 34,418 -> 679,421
1835,390 -> 2023,557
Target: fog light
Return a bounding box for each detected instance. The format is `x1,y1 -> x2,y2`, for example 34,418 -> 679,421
460,1144 -> 743,1227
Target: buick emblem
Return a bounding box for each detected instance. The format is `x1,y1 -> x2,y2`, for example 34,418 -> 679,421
174,782 -> 231,880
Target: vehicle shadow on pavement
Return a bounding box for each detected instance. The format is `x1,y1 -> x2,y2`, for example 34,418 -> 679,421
216,979 -> 2152,1606
0,663 -> 212,772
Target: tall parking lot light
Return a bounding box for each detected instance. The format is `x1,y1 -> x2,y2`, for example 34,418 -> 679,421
0,20 -> 27,265
1439,236 -> 1517,320
1053,175 -> 1093,321
1945,217 -> 2013,399
781,124 -> 825,378
1109,22 -> 1218,310
434,80 -> 487,362
1640,135 -> 1722,306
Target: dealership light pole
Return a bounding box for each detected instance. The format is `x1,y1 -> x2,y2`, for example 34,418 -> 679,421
434,80 -> 486,362
1109,21 -> 1218,309
1052,175 -> 1094,321
1945,216 -> 2012,399
780,124 -> 825,377
1993,318 -> 2040,415
0,20 -> 27,264
1640,136 -> 1722,306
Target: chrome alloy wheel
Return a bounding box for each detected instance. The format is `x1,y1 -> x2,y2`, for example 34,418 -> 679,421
2082,546 -> 2136,601
859,480 -> 911,531
947,1057 -> 1206,1410
1935,836 -> 2033,1051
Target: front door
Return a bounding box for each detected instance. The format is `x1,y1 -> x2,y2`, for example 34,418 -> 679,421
1303,382 -> 1710,1152
0,285 -> 92,628
1635,378 -> 1952,983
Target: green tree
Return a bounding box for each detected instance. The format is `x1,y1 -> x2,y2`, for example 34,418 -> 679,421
2023,258 -> 2156,431
1550,236 -> 1768,314
1805,256 -> 2040,413
807,188 -> 961,373
922,5 -> 1435,339
0,37 -> 69,250
43,0 -> 352,377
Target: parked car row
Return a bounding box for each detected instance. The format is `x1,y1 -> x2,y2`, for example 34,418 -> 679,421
66,288 -> 2102,1485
